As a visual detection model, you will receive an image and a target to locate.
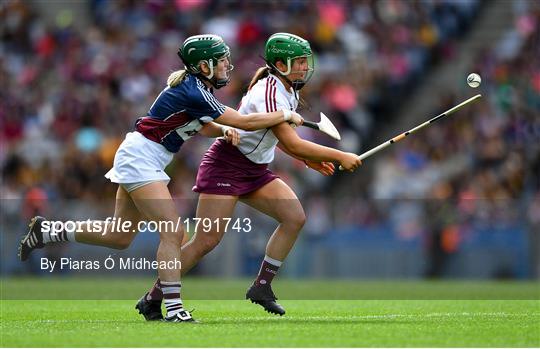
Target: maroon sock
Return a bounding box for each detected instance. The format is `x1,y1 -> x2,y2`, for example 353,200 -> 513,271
146,278 -> 163,301
255,257 -> 281,286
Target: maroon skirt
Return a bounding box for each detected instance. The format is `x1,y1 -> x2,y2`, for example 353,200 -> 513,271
193,139 -> 278,196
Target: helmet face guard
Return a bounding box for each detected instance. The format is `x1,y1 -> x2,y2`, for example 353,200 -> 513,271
282,54 -> 314,90
178,34 -> 234,89
202,54 -> 234,89
265,33 -> 315,91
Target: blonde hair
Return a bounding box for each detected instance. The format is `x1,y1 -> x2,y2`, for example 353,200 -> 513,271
167,70 -> 188,87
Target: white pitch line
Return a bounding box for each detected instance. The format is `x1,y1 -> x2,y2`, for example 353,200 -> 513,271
14,312 -> 538,324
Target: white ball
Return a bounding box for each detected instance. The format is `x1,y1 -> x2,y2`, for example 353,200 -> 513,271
467,73 -> 481,88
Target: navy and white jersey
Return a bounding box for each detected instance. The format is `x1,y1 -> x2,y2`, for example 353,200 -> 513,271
135,74 -> 226,153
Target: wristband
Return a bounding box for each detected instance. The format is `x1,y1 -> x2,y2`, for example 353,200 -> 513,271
282,109 -> 292,121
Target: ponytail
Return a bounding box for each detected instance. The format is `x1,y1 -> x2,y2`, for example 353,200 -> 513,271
247,67 -> 270,91
248,66 -> 310,110
167,70 -> 187,87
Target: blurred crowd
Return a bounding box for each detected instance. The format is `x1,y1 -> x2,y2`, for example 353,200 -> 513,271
2,0 -> 480,204
300,0 -> 539,277
2,0 -> 538,277
374,0 -> 539,231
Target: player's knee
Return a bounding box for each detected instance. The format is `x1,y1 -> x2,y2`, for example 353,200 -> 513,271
293,213 -> 306,231
157,221 -> 184,246
160,229 -> 184,247
111,235 -> 134,250
197,234 -> 221,255
299,213 -> 306,228
113,242 -> 130,250
283,210 -> 306,231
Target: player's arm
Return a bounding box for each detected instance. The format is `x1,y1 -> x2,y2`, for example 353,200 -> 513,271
215,107 -> 303,131
272,122 -> 361,171
199,122 -> 240,145
276,142 -> 302,160
191,88 -> 301,131
277,142 -> 335,176
198,122 -> 227,137
276,138 -> 332,166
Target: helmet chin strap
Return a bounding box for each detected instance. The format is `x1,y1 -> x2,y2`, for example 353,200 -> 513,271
213,76 -> 231,89
291,79 -> 306,91
278,73 -> 305,91
197,73 -> 230,89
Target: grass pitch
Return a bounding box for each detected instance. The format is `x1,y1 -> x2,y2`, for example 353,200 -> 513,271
1,278 -> 538,347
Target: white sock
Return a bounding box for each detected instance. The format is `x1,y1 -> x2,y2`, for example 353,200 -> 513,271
161,281 -> 183,317
43,228 -> 75,244
264,255 -> 283,267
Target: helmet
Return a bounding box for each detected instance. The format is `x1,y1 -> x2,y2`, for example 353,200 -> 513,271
264,33 -> 314,90
177,34 -> 234,89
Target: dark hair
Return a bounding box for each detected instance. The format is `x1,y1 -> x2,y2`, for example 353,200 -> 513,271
247,67 -> 270,91
247,65 -> 310,111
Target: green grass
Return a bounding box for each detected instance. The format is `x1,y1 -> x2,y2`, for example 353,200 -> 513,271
1,278 -> 539,347
2,277 -> 538,300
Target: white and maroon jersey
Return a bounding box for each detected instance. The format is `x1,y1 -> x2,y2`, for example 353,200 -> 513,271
236,73 -> 298,164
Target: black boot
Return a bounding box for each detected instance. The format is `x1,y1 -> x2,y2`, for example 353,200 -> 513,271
246,283 -> 285,316
18,216 -> 46,262
135,293 -> 163,321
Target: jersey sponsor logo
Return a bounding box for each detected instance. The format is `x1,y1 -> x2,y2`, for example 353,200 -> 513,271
175,119 -> 203,141
184,130 -> 198,137
217,182 -> 231,187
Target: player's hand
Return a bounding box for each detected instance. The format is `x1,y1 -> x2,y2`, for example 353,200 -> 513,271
305,160 -> 335,176
288,112 -> 304,127
339,152 -> 362,172
224,128 -> 240,146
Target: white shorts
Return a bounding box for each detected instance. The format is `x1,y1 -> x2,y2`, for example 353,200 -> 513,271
105,131 -> 173,190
